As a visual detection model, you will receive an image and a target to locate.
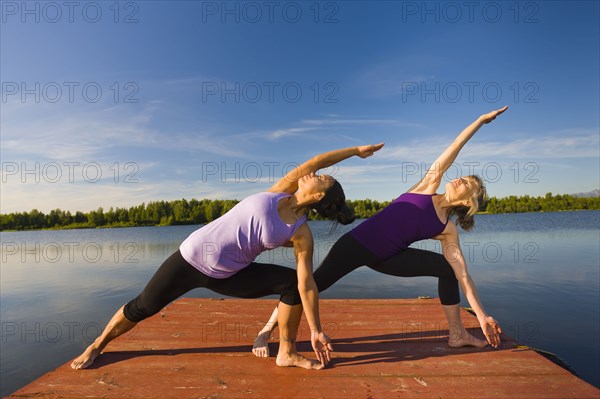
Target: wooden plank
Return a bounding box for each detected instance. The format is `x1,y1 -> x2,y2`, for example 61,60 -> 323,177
6,298 -> 599,398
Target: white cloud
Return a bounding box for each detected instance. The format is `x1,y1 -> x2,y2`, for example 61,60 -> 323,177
301,118 -> 426,129
380,130 -> 600,162
1,101 -> 247,161
267,127 -> 319,140
262,117 -> 428,142
0,176 -> 258,214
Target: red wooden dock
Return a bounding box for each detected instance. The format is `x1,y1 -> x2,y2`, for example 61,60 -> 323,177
6,298 -> 599,398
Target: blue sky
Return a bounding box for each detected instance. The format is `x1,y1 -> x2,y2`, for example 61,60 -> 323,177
1,0 -> 599,213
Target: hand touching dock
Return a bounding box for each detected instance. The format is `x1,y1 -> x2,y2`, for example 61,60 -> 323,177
312,330 -> 334,366
479,315 -> 502,348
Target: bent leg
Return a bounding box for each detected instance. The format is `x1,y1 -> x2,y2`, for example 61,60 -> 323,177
369,248 -> 460,305
275,302 -> 323,370
206,262 -> 301,305
369,248 -> 486,347
314,232 -> 380,292
443,304 -> 487,348
253,233 -> 379,357
207,262 -> 298,357
208,263 -> 323,368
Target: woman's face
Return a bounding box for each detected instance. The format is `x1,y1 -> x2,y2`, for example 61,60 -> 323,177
298,173 -> 336,197
446,176 -> 478,203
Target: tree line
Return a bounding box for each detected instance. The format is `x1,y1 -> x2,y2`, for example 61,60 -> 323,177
484,193 -> 599,214
1,193 -> 598,231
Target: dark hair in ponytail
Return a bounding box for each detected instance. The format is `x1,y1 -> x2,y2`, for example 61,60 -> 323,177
312,180 -> 355,225
448,175 -> 487,231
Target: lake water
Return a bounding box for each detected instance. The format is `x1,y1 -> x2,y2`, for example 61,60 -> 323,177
1,211 -> 599,395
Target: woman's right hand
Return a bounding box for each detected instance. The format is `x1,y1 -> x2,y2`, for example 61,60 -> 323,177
479,315 -> 502,348
311,330 -> 334,366
357,143 -> 385,158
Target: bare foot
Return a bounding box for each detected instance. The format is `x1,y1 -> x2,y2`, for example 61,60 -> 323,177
252,330 -> 271,358
71,344 -> 101,369
276,352 -> 324,370
448,330 -> 488,348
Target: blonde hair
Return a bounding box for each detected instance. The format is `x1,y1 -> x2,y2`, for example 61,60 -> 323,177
448,175 -> 487,231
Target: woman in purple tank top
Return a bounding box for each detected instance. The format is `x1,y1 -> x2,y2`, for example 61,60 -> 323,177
255,107 -> 508,356
70,143 -> 383,371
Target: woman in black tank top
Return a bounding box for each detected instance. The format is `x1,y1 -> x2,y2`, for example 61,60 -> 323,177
254,107 -> 509,356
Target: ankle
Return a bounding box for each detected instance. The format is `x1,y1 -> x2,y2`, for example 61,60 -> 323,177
90,337 -> 106,351
448,328 -> 468,340
277,348 -> 297,357
277,341 -> 297,355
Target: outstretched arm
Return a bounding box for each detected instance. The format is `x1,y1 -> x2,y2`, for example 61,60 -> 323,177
409,106 -> 508,193
268,143 -> 384,194
290,224 -> 334,365
439,223 -> 502,347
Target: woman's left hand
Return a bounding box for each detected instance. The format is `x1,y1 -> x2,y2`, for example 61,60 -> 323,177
311,330 -> 334,366
480,106 -> 509,124
357,143 -> 384,158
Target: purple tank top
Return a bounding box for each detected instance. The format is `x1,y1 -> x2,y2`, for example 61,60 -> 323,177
350,193 -> 448,259
180,192 -> 306,278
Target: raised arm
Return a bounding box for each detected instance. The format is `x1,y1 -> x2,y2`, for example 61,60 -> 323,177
268,143 -> 384,194
409,106 -> 508,194
439,223 -> 502,347
289,223 -> 334,365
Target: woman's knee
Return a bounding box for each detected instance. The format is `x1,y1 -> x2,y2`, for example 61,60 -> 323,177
280,276 -> 302,306
123,296 -> 163,322
438,276 -> 460,305
280,291 -> 302,306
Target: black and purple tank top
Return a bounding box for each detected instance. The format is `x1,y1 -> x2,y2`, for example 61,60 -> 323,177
349,193 -> 448,259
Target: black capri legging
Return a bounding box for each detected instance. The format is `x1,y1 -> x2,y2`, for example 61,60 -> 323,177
314,233 -> 460,305
124,250 -> 301,322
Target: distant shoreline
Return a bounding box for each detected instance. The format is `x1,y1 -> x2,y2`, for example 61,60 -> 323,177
1,208 -> 598,233
2,193 -> 598,232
